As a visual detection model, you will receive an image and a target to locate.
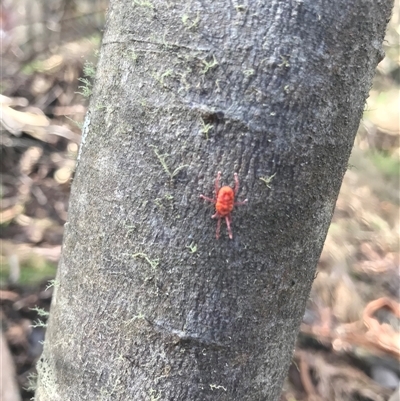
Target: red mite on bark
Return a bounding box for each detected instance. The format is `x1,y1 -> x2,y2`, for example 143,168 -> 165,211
200,171 -> 248,239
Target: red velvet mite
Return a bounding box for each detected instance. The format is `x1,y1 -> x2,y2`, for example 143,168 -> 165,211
200,171 -> 248,239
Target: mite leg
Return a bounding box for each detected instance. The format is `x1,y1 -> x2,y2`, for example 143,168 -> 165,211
215,171 -> 221,196
216,216 -> 221,239
225,214 -> 233,239
200,194 -> 216,203
211,211 -> 219,219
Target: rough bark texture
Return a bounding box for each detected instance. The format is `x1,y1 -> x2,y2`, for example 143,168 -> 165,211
36,1 -> 392,400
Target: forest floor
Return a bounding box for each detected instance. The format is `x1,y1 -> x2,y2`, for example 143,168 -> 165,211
0,3 -> 399,401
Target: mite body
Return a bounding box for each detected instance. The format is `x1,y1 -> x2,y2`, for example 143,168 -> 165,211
200,171 -> 247,239
215,186 -> 235,216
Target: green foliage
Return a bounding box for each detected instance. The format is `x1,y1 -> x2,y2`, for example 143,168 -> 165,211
65,115 -> 83,129
154,193 -> 174,209
22,60 -> 46,75
0,258 -> 57,286
369,151 -> 400,179
124,311 -> 146,324
200,118 -> 213,140
278,56 -> 290,67
202,56 -> 218,74
209,384 -> 227,391
76,77 -> 92,98
243,69 -> 255,77
186,242 -> 197,253
129,49 -> 139,63
235,5 -> 246,11
150,145 -> 188,181
25,372 -> 38,392
36,357 -> 57,398
132,252 -> 159,269
30,305 -> 49,328
76,60 -> 97,98
153,68 -> 173,86
182,12 -> 200,30
31,319 -> 47,328
149,388 -> 161,401
83,61 -> 96,79
31,306 -> 50,317
133,0 -> 154,8
45,278 -> 59,291
259,173 -> 276,188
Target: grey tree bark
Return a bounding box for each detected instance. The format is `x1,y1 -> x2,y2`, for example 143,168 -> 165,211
35,1 -> 392,400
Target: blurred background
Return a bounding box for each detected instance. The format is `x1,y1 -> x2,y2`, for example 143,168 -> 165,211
0,1 -> 398,400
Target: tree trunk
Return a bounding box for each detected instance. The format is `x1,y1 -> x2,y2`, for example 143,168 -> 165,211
35,1 -> 392,400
